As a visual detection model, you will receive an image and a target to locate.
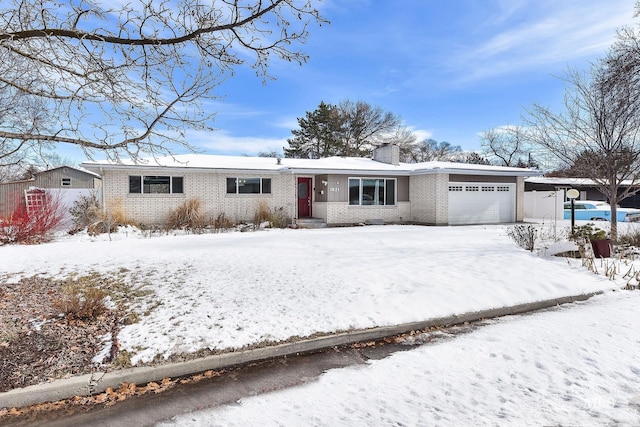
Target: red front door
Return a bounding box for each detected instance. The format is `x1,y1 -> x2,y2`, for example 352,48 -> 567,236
297,177 -> 312,218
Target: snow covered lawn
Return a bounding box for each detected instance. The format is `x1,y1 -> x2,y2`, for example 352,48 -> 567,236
0,224 -> 618,365
161,290 -> 640,426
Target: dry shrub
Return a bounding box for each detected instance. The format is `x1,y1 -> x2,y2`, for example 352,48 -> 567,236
269,207 -> 289,228
106,198 -> 129,225
86,198 -> 137,236
254,200 -> 271,225
617,227 -> 640,247
506,224 -> 538,252
69,192 -> 101,232
167,198 -> 205,232
213,212 -> 234,233
86,220 -> 118,236
251,201 -> 289,229
53,282 -> 108,320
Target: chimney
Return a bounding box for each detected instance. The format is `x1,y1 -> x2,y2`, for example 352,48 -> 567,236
372,144 -> 399,166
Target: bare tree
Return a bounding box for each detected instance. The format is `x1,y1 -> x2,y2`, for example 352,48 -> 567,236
480,126 -> 533,167
524,54 -> 640,238
461,151 -> 491,165
402,139 -> 462,163
336,100 -> 403,157
0,0 -> 325,162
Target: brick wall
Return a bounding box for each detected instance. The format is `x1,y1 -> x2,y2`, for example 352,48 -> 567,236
409,174 -> 449,225
102,170 -> 295,226
316,201 -> 410,225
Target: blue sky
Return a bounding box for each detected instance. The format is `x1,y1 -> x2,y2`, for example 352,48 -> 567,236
66,0 -> 639,162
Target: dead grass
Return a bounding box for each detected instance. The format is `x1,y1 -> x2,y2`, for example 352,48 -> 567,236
0,272 -> 157,393
167,198 -> 206,232
212,212 -> 235,232
52,281 -> 108,320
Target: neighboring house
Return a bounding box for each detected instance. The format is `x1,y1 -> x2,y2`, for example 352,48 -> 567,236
0,166 -> 102,219
525,177 -> 640,208
81,145 -> 540,227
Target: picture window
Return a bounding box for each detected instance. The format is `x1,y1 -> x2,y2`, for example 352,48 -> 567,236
226,177 -> 272,194
128,176 -> 184,194
348,178 -> 396,206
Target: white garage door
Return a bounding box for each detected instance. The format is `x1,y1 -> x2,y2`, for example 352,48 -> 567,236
448,182 -> 515,225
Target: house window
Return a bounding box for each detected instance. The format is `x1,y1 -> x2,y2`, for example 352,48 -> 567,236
172,177 -> 184,194
226,178 -> 272,194
129,176 -> 184,194
348,178 -> 396,206
61,178 -> 71,187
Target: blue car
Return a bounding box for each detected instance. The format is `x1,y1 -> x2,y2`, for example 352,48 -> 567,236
563,200 -> 640,222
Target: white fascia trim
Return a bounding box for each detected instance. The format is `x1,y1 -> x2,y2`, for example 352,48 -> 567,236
281,167 -> 410,176
411,167 -> 542,177
82,164 -> 282,175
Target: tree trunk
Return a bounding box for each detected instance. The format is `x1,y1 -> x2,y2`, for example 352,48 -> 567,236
609,181 -> 619,241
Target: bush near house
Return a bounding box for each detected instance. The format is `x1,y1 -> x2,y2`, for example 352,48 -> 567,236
253,201 -> 290,229
212,212 -> 235,233
69,192 -> 102,233
70,196 -> 138,236
0,190 -> 65,244
167,198 -> 206,233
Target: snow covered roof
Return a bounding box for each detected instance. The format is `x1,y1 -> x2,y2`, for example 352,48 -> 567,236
525,177 -> 596,186
36,165 -> 102,179
525,176 -> 640,186
82,154 -> 541,177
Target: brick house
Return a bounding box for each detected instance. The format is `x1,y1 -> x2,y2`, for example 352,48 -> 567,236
81,145 -> 539,227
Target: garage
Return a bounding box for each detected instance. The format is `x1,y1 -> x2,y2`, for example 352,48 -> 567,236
448,182 -> 516,225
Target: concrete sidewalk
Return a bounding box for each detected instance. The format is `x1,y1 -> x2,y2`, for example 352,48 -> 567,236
0,292 -> 600,410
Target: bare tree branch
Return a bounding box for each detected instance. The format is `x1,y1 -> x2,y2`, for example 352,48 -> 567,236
0,0 -> 326,161
480,126 -> 532,167
523,53 -> 640,238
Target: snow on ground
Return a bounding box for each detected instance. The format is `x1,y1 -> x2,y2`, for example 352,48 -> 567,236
159,291 -> 640,427
0,223 -> 621,366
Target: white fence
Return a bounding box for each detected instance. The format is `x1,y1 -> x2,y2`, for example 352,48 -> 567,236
43,188 -> 102,230
524,190 -> 564,220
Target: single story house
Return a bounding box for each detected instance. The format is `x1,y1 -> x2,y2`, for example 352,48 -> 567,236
0,166 -> 102,218
81,145 -> 540,227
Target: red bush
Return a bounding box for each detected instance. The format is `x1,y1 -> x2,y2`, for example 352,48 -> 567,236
0,189 -> 65,244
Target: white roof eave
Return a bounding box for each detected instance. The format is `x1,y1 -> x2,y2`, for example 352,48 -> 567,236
281,167 -> 411,176
81,163 -> 283,175
82,159 -> 542,178
411,167 -> 543,177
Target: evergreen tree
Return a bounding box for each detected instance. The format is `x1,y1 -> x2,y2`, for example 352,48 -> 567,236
284,100 -> 406,158
284,101 -> 341,158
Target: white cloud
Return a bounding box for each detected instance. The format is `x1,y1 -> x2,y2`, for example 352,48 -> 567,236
187,129 -> 287,156
449,0 -> 637,83
407,127 -> 433,142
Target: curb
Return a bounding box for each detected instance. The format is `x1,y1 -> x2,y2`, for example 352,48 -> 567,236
0,292 -> 601,410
